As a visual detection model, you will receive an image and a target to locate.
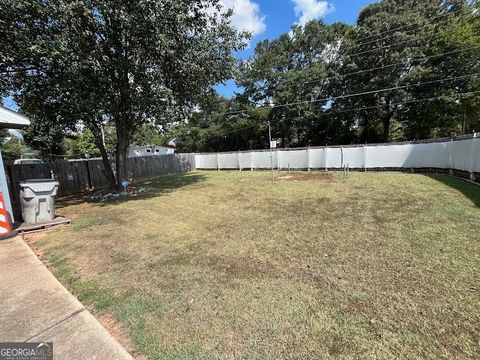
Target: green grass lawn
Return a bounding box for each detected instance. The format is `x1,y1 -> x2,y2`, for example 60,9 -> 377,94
34,171 -> 480,359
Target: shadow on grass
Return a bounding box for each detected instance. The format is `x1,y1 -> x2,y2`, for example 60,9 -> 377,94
56,173 -> 207,209
56,194 -> 90,209
428,175 -> 480,207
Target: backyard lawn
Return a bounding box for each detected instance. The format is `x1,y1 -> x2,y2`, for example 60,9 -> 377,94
33,171 -> 479,359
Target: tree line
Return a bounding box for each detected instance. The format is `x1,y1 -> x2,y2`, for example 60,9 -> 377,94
172,0 -> 480,152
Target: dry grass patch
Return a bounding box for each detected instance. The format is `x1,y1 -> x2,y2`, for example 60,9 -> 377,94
276,172 -> 332,181
35,171 -> 480,359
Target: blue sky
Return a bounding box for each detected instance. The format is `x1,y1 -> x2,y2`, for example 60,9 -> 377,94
216,0 -> 374,97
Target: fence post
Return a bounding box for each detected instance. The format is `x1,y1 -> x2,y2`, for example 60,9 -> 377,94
216,153 -> 220,171
324,147 -> 328,171
448,138 -> 453,174
84,160 -> 92,190
340,147 -> 344,169
238,151 -> 241,171
307,146 -> 311,171
363,145 -> 367,172
470,137 -> 477,181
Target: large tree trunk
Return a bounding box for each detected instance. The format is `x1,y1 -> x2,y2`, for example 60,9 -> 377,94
89,123 -> 116,190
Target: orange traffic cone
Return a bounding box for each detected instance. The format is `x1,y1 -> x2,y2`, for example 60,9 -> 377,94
0,192 -> 16,240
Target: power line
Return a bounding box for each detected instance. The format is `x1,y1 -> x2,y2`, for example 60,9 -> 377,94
210,90 -> 480,136
291,45 -> 480,87
320,90 -> 480,116
213,124 -> 260,137
240,46 -> 480,98
347,32 -> 439,58
214,72 -> 480,117
241,10 -> 472,74
355,8 -> 467,43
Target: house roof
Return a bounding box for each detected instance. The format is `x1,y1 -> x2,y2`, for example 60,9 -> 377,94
0,105 -> 30,129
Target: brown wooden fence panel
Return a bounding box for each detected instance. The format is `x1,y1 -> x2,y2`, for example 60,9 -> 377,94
53,160 -> 91,195
86,158 -> 112,189
3,154 -> 196,208
126,154 -> 195,181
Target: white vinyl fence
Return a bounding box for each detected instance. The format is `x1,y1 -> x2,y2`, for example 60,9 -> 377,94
195,136 -> 480,175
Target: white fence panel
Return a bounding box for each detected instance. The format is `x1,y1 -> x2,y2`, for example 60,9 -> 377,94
450,139 -> 478,172
309,148 -> 327,169
251,151 -> 276,168
326,148 -> 342,168
278,150 -> 309,169
239,152 -> 252,170
472,138 -> 480,172
195,154 -> 217,169
366,144 -> 413,168
218,153 -> 238,169
343,147 -> 365,168
407,142 -> 450,169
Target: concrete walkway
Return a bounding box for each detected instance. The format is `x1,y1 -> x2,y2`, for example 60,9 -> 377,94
0,236 -> 133,360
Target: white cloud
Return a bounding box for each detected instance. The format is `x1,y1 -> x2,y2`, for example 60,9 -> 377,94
219,0 -> 266,36
291,0 -> 334,26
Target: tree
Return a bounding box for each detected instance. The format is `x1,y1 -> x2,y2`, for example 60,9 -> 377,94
23,117 -> 65,160
0,129 -> 8,143
335,0 -> 471,142
168,92 -> 270,152
231,0 -> 477,147
405,0 -> 480,137
0,137 -> 37,160
63,126 -> 116,159
131,124 -> 166,147
77,130 -> 101,158
237,20 -> 354,147
1,0 -> 247,188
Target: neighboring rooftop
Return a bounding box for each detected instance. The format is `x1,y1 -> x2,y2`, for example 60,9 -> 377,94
0,105 -> 30,129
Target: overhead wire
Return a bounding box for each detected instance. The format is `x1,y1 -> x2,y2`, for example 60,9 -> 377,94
240,10 -> 473,74
355,7 -> 467,43
296,45 -> 480,87
211,72 -> 480,117
210,90 -> 480,136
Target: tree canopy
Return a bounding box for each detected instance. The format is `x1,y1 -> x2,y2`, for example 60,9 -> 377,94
172,0 -> 479,151
1,0 -> 247,187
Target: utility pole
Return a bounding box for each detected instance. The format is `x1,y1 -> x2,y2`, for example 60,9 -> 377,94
268,121 -> 274,181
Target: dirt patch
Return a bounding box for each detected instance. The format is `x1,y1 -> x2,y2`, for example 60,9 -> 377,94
24,233 -> 50,266
23,233 -> 47,245
220,255 -> 276,279
97,311 -> 144,358
277,172 -> 333,181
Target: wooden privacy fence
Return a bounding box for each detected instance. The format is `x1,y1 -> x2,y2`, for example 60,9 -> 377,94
4,154 -> 195,217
